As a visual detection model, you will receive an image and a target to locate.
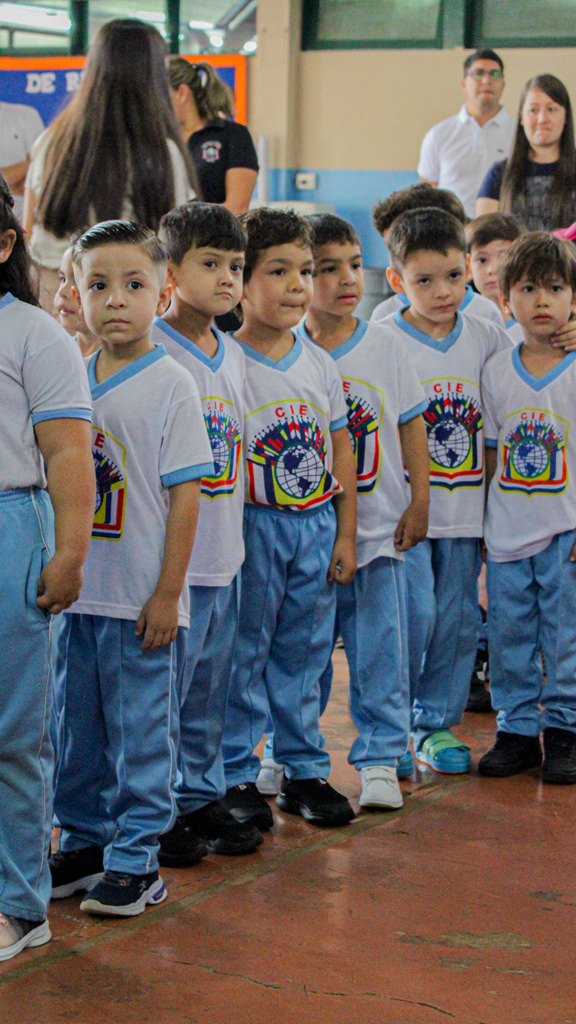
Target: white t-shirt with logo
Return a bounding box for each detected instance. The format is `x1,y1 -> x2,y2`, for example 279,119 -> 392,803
0,292 -> 91,490
370,285 -> 504,327
238,333 -> 348,514
68,345 -> 213,627
152,319 -> 245,587
300,319 -> 426,566
483,345 -> 576,561
384,310 -> 509,537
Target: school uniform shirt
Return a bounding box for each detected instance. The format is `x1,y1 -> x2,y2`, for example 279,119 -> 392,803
370,285 -> 504,327
482,345 -> 576,562
152,319 -> 245,587
505,319 -> 524,345
0,101 -> 43,220
299,319 -> 426,566
68,344 -> 213,628
236,333 -> 348,513
384,309 -> 510,538
0,292 -> 91,490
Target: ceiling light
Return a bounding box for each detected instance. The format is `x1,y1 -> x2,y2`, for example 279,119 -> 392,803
209,33 -> 224,48
188,20 -> 214,30
0,3 -> 70,31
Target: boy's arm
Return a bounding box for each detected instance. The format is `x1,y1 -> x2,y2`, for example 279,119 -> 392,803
394,415 -> 430,552
329,426 -> 357,585
35,419 -> 95,613
136,480 -> 200,650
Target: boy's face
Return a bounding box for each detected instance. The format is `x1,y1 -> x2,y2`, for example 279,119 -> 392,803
242,242 -> 314,331
311,241 -> 364,317
388,247 -> 467,329
54,248 -> 84,336
169,246 -> 244,318
470,238 -> 514,304
76,243 -> 170,349
503,277 -> 575,340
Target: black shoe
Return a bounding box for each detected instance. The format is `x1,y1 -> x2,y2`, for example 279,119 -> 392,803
221,783 -> 274,832
542,727 -> 576,785
50,845 -> 104,899
80,870 -> 166,917
478,731 -> 542,777
181,801 -> 263,855
158,817 -> 208,867
276,777 -> 356,827
466,651 -> 492,713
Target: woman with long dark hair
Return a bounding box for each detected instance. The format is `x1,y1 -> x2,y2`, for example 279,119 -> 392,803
24,19 -> 196,311
476,74 -> 576,231
167,57 -> 258,216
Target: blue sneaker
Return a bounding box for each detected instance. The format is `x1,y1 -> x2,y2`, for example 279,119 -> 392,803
80,870 -> 167,917
396,751 -> 414,779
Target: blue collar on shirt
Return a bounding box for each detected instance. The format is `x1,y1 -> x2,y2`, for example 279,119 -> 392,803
88,343 -> 167,398
153,316 -> 225,371
512,342 -> 576,392
392,308 -> 463,352
234,330 -> 302,371
299,317 -> 368,360
0,292 -> 16,311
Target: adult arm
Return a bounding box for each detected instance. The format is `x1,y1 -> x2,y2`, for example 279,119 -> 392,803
417,126 -> 440,187
223,166 -> 258,215
34,418 -> 95,613
1,158 -> 30,194
222,122 -> 259,214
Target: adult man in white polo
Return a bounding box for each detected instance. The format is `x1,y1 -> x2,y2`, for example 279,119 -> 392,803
418,49 -> 515,218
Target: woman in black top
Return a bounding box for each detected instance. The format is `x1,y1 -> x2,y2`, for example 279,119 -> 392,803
167,57 -> 258,216
476,74 -> 576,231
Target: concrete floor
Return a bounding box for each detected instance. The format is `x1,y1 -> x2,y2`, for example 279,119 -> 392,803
1,650 -> 574,1024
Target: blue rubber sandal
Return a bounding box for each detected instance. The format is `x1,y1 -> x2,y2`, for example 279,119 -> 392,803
397,751 -> 414,779
415,730 -> 471,774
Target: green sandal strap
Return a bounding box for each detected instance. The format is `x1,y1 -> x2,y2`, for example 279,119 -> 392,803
420,730 -> 470,758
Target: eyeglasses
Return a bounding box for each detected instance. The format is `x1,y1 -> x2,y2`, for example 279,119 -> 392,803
467,69 -> 504,81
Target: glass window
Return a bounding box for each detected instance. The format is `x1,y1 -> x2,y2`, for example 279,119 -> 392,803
302,0 -> 443,50
0,1 -> 70,54
88,0 -> 168,45
178,0 -> 257,55
470,0 -> 576,47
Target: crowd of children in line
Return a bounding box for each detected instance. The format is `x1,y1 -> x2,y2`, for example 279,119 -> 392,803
2,170 -> 576,965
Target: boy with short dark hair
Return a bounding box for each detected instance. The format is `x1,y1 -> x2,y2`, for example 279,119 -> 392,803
153,202 -> 263,861
385,207 -> 509,773
479,232 -> 576,783
371,184 -> 503,326
301,213 -> 429,806
466,213 -> 524,344
221,207 -> 358,829
50,221 -> 213,916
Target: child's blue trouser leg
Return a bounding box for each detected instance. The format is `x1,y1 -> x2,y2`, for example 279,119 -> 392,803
223,504 -> 335,785
0,488 -> 55,921
338,557 -> 410,768
175,577 -> 239,813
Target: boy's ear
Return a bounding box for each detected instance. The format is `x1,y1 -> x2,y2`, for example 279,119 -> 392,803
498,291 -> 511,319
465,252 -> 472,282
156,279 -> 172,316
386,265 -> 404,295
0,228 -> 16,263
71,284 -> 83,311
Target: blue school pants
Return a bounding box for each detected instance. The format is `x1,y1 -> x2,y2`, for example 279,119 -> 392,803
54,615 -> 178,875
0,488 -> 55,922
405,537 -> 479,748
337,557 -> 410,768
174,577 -> 239,813
223,503 -> 336,784
487,530 -> 576,736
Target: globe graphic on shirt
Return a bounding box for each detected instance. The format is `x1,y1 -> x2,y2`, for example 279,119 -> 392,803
429,420 -> 470,468
276,444 -> 324,497
512,441 -> 548,478
210,433 -> 229,478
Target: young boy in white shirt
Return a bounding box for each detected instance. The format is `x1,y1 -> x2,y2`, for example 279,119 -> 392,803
153,202 -> 263,861
385,207 -> 509,773
221,208 -> 357,829
300,214 -> 429,808
50,221 -> 213,916
479,231 -> 576,783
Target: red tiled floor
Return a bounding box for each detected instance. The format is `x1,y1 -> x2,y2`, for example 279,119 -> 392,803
1,651 -> 574,1024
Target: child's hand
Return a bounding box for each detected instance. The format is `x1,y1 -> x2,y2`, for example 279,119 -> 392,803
136,591 -> 179,649
393,502 -> 428,552
37,553 -> 84,614
328,537 -> 357,585
551,318 -> 576,351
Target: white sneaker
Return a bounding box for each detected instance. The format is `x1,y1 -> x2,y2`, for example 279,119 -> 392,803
256,758 -> 284,795
359,766 -> 404,810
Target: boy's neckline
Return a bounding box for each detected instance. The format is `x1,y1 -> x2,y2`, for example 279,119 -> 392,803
235,327 -> 296,363
303,314 -> 361,351
88,343 -> 166,392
